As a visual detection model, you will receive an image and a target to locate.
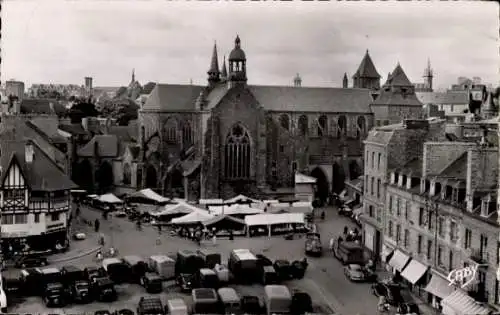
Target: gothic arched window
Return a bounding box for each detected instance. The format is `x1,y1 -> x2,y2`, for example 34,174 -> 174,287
356,116 -> 366,139
164,118 -> 178,144
337,115 -> 347,138
317,115 -> 328,136
279,114 -> 290,131
298,115 -> 308,136
183,120 -> 193,146
123,164 -> 131,185
224,124 -> 251,179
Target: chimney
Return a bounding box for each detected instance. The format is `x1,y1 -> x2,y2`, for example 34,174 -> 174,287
25,141 -> 34,164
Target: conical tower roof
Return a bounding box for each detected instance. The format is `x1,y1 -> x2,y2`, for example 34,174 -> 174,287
353,50 -> 380,79
386,63 -> 412,87
221,55 -> 228,78
208,42 -> 220,74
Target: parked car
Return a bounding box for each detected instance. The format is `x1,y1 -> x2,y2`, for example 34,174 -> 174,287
95,310 -> 112,315
140,273 -> 163,294
273,260 -> 293,281
344,264 -> 368,282
84,266 -> 107,283
397,302 -> 420,315
114,309 -> 135,315
256,254 -> 273,268
304,233 -> 322,256
73,232 -> 87,241
241,295 -> 261,315
14,255 -> 48,268
371,282 -> 405,306
291,291 -> 313,315
70,280 -> 91,303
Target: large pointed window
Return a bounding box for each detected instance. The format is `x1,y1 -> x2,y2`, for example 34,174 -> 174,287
164,118 -> 178,144
225,124 -> 251,179
182,120 -> 193,146
298,115 -> 308,136
356,116 -> 366,139
337,115 -> 347,138
279,114 -> 290,131
317,115 -> 328,136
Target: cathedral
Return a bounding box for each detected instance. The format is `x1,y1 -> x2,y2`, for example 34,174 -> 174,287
137,36 -> 383,201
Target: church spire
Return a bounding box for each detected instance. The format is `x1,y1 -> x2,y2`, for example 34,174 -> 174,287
132,68 -> 135,83
207,41 -> 221,87
343,73 -> 348,88
221,55 -> 228,81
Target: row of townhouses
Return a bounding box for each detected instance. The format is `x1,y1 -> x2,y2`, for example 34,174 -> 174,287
359,117 -> 500,315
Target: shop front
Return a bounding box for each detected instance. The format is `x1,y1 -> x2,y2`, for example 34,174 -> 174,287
386,248 -> 411,276
400,258 -> 429,297
423,271 -> 456,312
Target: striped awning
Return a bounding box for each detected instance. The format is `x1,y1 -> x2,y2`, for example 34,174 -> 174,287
441,290 -> 490,315
424,274 -> 455,299
387,249 -> 410,272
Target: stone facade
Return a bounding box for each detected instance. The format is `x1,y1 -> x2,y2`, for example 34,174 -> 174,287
383,140 -> 500,311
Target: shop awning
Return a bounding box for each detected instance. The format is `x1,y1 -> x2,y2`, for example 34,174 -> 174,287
441,290 -> 491,315
387,249 -> 410,272
424,274 -> 455,299
400,259 -> 428,284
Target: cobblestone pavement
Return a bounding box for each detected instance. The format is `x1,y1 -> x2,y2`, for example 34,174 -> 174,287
6,205 -> 431,315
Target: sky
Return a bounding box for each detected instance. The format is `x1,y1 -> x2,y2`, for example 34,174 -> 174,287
2,1 -> 499,90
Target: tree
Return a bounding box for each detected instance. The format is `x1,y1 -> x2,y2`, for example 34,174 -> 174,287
100,98 -> 139,126
68,99 -> 99,123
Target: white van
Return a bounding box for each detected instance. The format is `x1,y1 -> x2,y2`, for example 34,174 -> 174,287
165,298 -> 188,315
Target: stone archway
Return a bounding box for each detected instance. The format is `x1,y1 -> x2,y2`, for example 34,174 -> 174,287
95,161 -> 114,193
311,167 -> 329,203
332,163 -> 345,193
145,165 -> 157,189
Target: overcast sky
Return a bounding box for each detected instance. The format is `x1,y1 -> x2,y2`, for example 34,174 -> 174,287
3,1 -> 498,90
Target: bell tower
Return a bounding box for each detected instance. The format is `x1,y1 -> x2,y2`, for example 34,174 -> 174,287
228,35 -> 247,87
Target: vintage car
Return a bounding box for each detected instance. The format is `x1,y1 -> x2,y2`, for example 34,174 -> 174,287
14,255 -> 48,268
304,233 -> 322,256
344,264 -> 368,282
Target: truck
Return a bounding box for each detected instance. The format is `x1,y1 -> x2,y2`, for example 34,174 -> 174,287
137,296 -> 164,315
228,249 -> 259,284
264,285 -> 292,315
332,237 -> 365,265
304,233 -> 322,256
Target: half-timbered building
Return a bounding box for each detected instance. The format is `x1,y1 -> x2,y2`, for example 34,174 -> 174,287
0,140 -> 76,254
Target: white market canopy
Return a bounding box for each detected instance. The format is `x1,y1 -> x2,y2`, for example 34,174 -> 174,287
151,202 -> 203,217
170,210 -> 214,225
224,194 -> 260,205
295,172 -> 317,184
244,213 -> 305,226
208,204 -> 264,216
98,193 -> 123,204
128,189 -> 170,203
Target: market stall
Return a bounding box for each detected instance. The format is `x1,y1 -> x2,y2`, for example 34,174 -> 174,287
223,194 -> 260,205
202,215 -> 246,235
208,204 -> 264,218
170,210 -> 214,225
244,213 -> 305,237
150,202 -> 204,222
126,189 -> 171,205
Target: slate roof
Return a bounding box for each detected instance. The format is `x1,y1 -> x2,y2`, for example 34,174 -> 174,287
398,158 -> 422,177
0,140 -> 77,191
77,135 -> 119,157
248,86 -> 373,113
142,84 -> 205,111
59,123 -> 88,136
416,91 -> 469,105
20,99 -> 67,116
371,92 -> 422,107
386,64 -> 412,87
353,50 -> 380,79
142,82 -> 157,95
437,152 -> 467,179
26,120 -> 67,144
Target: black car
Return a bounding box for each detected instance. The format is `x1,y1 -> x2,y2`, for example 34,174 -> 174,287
256,254 -> 273,267
398,302 -> 420,315
91,277 -> 117,302
371,282 -> 404,306
43,283 -> 67,307
176,273 -> 194,293
71,280 -> 91,303
291,291 -> 313,315
114,309 -> 135,315
14,256 -> 48,268
84,266 -> 107,283
140,273 -> 163,293
273,260 -> 293,281
241,295 -> 261,314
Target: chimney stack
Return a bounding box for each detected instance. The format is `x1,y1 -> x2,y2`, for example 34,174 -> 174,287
25,141 -> 34,164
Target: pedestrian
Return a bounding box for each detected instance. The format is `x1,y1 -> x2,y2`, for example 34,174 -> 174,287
76,206 -> 81,217
343,226 -> 348,236
320,210 -> 325,220
212,233 -> 217,246
329,237 -> 335,253
94,219 -> 100,232
229,229 -> 234,241
157,224 -> 162,234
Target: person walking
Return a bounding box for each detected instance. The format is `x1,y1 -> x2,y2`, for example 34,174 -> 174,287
212,233 -> 217,246
94,219 -> 100,232
76,206 -> 81,217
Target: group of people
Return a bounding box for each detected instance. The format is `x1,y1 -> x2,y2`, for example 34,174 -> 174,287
177,226 -> 235,246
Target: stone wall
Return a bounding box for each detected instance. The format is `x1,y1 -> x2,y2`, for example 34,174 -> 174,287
422,142 -> 476,177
